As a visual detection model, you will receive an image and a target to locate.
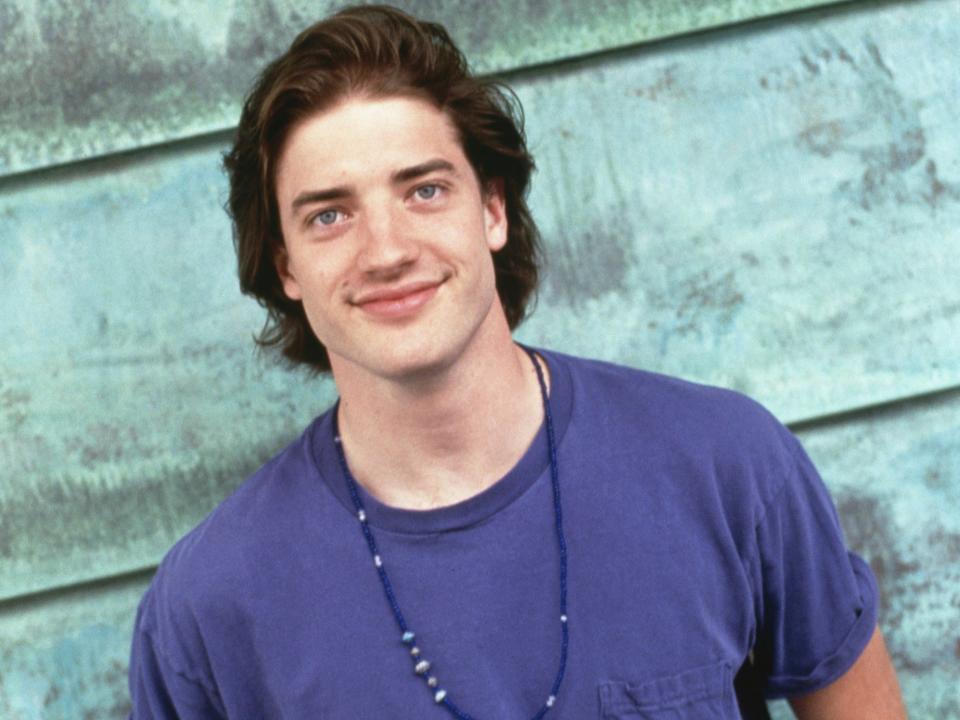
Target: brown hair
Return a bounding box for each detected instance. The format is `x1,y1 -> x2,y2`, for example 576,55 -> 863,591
223,4 -> 541,372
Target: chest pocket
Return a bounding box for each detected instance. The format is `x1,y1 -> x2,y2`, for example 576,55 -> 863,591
598,662 -> 740,719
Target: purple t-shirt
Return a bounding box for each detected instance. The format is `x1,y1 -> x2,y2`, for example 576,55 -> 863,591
128,349 -> 877,718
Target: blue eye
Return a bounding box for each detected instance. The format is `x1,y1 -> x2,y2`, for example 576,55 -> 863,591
415,185 -> 439,200
315,209 -> 339,225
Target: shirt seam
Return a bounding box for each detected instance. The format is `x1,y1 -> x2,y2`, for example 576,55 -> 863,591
739,439 -> 805,650
751,438 -> 804,535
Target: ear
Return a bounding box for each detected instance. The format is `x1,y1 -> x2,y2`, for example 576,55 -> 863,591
274,244 -> 303,301
482,179 -> 508,253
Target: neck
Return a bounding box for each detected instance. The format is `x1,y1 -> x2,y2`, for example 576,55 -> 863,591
331,316 -> 548,510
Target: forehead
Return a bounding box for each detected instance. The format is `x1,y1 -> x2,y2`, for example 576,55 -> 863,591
275,95 -> 469,190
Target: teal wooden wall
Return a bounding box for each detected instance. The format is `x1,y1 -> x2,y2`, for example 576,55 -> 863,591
2,0 -> 958,717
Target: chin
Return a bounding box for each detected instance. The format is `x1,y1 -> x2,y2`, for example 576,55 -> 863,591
371,343 -> 458,382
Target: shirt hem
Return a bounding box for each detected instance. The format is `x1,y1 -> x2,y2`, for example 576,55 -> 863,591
763,552 -> 880,699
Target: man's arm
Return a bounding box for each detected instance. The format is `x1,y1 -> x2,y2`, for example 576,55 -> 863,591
788,625 -> 907,720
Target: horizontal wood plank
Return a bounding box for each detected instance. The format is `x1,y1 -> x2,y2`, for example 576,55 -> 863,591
0,0 -> 854,177
0,574 -> 147,719
515,0 -> 960,419
1,0 -> 957,602
2,390 -> 958,717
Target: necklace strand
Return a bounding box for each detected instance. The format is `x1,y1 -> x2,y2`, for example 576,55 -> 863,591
332,347 -> 569,718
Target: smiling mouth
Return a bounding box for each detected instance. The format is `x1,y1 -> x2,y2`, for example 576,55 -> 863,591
353,280 -> 444,319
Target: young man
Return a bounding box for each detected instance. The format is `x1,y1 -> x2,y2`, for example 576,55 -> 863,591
128,6 -> 906,718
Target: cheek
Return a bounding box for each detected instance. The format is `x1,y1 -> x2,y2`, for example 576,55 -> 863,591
474,245 -> 500,291
295,262 -> 353,321
286,247 -> 343,294
297,282 -> 342,343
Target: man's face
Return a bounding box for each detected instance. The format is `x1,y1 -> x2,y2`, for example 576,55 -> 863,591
274,95 -> 508,382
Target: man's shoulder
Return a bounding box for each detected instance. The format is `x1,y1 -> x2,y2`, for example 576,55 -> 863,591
545,348 -> 802,494
542,349 -> 818,553
548,348 -> 787,437
142,411 -> 332,617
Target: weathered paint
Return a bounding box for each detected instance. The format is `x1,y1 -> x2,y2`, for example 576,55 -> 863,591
0,147 -> 335,599
799,391 -> 960,718
794,390 -> 960,719
0,574 -> 148,719
0,0 -> 855,177
2,0 -> 959,716
2,0 -> 958,604
2,390 -> 958,717
515,0 -> 960,418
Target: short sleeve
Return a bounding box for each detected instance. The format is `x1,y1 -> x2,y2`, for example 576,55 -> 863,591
128,588 -> 226,719
749,433 -> 879,698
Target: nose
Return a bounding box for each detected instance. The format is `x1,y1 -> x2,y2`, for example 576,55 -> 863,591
355,202 -> 420,276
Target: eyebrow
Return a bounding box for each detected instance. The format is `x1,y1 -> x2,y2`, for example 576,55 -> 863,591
291,186 -> 350,213
391,158 -> 456,184
289,158 -> 458,215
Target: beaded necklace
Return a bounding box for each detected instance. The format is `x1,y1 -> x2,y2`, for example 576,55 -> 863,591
332,347 -> 569,718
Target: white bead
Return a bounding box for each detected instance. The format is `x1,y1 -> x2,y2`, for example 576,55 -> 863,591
427,676 -> 438,688
560,615 -> 567,623
415,660 -> 431,674
410,646 -> 420,657
434,689 -> 447,703
357,509 -> 366,522
334,436 -> 342,444
374,555 -> 382,567
547,695 -> 556,707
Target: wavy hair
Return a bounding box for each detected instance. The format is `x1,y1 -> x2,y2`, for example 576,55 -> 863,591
223,4 -> 541,372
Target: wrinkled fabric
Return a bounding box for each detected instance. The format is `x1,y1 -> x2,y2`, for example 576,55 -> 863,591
129,349 -> 877,719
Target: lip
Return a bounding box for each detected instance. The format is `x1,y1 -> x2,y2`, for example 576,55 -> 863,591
352,280 -> 443,319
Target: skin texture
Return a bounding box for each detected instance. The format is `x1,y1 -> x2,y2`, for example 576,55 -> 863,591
789,624 -> 907,719
274,94 -> 548,510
